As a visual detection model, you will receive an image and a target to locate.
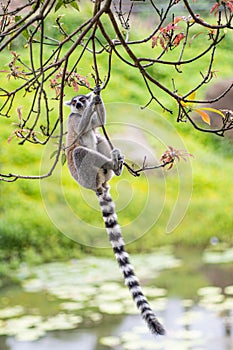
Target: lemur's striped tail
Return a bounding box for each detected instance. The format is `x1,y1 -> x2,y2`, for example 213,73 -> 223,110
96,186 -> 165,335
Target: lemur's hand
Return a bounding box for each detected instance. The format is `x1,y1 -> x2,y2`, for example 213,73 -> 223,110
94,84 -> 101,95
93,85 -> 102,105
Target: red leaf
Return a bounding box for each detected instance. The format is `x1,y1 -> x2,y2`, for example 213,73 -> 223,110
226,2 -> 233,12
72,81 -> 79,92
7,131 -> 16,143
152,35 -> 158,48
160,36 -> 166,49
159,27 -> 166,33
210,2 -> 219,15
174,16 -> 185,24
166,23 -> 177,31
17,107 -> 22,121
173,32 -> 185,46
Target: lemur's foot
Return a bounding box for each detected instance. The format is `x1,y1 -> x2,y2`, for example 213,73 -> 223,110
111,148 -> 124,176
102,182 -> 110,194
96,187 -> 103,195
96,183 -> 110,196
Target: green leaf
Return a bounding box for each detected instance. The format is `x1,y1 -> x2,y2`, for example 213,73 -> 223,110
187,90 -> 196,101
22,29 -> 30,41
70,1 -> 79,11
185,90 -> 196,107
180,91 -> 196,108
15,15 -> 30,41
15,15 -> 22,22
55,0 -> 64,12
50,150 -> 58,159
61,153 -> 67,166
55,0 -> 79,12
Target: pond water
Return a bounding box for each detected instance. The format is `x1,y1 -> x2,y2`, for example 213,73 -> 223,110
0,246 -> 233,350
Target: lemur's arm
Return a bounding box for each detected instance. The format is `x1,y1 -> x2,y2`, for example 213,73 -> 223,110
65,92 -> 124,183
77,96 -> 96,136
76,94 -> 106,136
92,95 -> 106,128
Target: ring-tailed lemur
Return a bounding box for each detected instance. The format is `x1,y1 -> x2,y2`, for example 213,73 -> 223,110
65,92 -> 165,335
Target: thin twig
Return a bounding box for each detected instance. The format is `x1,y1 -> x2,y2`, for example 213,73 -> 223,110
123,159 -> 174,177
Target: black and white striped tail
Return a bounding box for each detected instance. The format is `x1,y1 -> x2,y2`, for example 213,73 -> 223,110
96,186 -> 165,335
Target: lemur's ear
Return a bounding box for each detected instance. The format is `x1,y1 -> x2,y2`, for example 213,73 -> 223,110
64,100 -> 71,106
86,92 -> 94,100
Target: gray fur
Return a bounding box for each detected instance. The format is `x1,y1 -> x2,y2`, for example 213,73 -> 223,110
65,92 -> 123,192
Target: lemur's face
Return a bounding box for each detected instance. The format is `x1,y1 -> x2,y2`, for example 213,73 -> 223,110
64,94 -> 92,113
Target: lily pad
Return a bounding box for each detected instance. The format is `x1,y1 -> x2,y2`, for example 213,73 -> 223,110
203,248 -> 233,264
0,315 -> 43,336
15,328 -> 45,342
200,294 -> 224,304
142,286 -> 167,298
120,331 -> 141,344
60,301 -> 84,311
0,305 -> 24,319
99,282 -> 122,293
99,301 -> 124,315
221,298 -> 233,311
87,312 -> 103,323
100,336 -> 121,347
224,285 -> 233,295
197,286 -> 222,297
0,325 -> 8,336
95,293 -> 124,302
22,279 -> 44,292
41,313 -> 82,331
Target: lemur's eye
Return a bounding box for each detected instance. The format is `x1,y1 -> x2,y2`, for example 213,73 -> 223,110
79,97 -> 86,103
71,100 -> 76,106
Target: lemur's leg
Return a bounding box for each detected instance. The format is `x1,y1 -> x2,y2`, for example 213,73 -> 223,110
96,135 -> 112,158
73,146 -> 115,191
96,136 -> 124,177
111,148 -> 124,176
73,146 -> 115,169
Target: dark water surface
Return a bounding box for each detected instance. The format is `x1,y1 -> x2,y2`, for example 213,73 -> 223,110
0,247 -> 233,350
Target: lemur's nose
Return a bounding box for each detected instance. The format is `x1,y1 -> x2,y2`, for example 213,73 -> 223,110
76,102 -> 82,109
